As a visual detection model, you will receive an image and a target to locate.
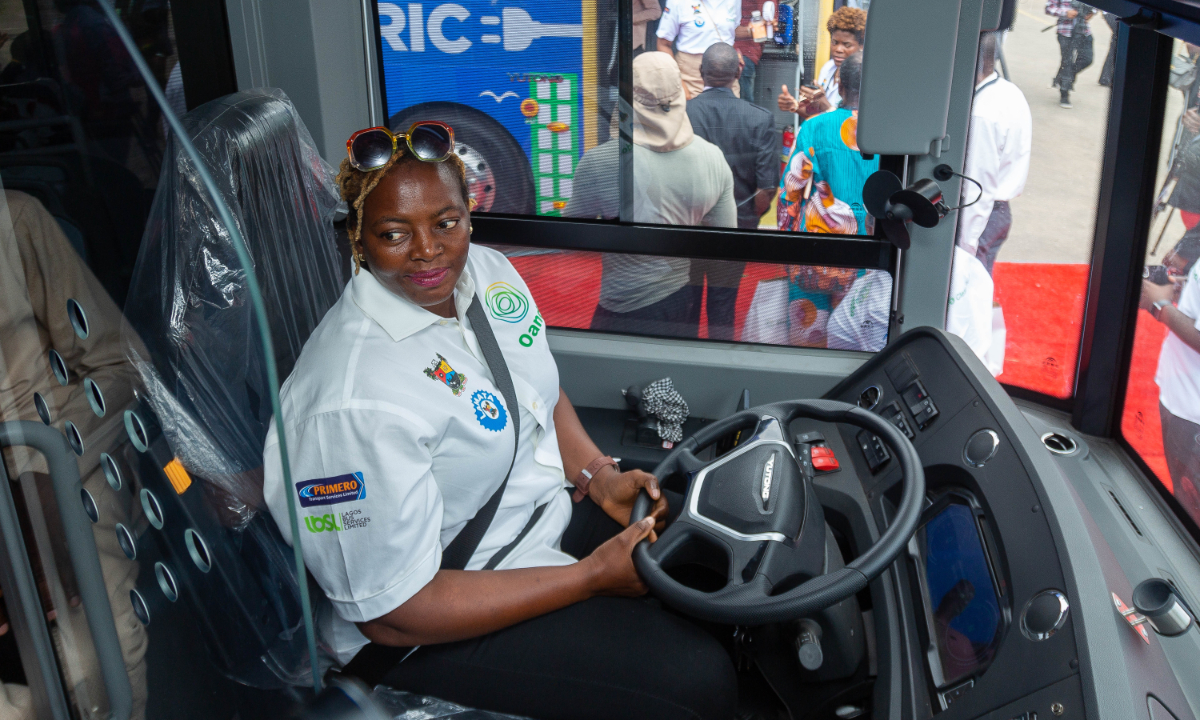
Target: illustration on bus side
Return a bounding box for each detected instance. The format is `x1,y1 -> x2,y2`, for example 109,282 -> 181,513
375,0 -> 617,216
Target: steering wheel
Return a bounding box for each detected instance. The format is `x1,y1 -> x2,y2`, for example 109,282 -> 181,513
631,399 -> 925,625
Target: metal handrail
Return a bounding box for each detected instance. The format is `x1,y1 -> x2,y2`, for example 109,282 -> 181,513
0,421 -> 131,720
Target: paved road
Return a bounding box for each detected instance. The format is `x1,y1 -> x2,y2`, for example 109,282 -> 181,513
1000,0 -> 1114,265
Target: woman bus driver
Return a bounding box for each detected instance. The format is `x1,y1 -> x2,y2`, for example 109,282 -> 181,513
262,123 -> 738,720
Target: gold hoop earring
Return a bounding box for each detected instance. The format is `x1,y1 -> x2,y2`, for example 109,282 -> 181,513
352,243 -> 365,275
469,224 -> 474,234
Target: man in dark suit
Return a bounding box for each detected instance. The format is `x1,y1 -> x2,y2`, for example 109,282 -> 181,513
685,42 -> 778,340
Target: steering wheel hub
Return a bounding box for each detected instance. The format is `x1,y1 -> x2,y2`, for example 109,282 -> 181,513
689,417 -> 805,544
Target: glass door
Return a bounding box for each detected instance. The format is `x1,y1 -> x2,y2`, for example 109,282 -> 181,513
0,3 -> 324,718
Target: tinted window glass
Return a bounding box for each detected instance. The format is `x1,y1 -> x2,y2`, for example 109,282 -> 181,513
1122,38 -> 1200,535
485,244 -> 892,349
946,8 -> 1112,397
373,0 -> 881,237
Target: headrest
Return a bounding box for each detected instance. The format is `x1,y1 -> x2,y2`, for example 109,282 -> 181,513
123,88 -> 343,526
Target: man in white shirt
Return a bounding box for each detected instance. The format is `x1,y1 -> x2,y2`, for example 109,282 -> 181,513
947,32 -> 1031,374
656,0 -> 741,98
1141,242 -> 1200,524
827,270 -> 893,352
587,52 -> 736,338
956,32 -> 1032,273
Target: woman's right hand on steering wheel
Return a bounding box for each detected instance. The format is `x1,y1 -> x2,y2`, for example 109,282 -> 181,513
582,517 -> 656,597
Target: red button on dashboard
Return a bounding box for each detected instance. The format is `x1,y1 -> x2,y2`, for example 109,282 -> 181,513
811,446 -> 839,471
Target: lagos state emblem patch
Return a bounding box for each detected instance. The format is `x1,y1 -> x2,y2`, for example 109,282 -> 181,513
424,353 -> 466,396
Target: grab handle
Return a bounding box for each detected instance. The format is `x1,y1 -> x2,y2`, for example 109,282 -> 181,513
0,421 -> 132,720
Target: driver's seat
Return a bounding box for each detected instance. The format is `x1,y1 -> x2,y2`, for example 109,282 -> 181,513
121,87 -> 528,716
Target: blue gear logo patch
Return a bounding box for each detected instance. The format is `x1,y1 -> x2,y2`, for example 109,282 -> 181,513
471,390 -> 508,432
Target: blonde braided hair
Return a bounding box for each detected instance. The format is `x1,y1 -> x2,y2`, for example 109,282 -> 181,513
335,145 -> 471,275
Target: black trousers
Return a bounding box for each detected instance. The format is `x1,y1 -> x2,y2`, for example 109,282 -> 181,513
590,283 -> 700,339
1160,403 -> 1200,524
344,494 -> 738,720
1056,33 -> 1094,94
687,260 -> 746,341
975,201 -> 1012,276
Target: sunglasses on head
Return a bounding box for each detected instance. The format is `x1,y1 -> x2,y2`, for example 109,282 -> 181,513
346,121 -> 455,171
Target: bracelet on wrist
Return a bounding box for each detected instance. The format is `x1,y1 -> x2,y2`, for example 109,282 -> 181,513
573,456 -> 618,503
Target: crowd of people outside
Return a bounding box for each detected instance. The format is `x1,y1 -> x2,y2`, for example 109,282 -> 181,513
570,3 -> 893,352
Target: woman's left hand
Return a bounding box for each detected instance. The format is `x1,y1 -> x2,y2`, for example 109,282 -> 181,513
589,467 -> 669,536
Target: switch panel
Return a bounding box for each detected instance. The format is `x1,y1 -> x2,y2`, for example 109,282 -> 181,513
879,401 -> 914,439
856,429 -> 891,472
811,445 -> 840,472
901,381 -> 939,429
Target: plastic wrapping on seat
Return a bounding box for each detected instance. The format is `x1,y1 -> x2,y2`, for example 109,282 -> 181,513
122,88 -> 344,525
372,688 -> 529,720
119,88 -> 343,687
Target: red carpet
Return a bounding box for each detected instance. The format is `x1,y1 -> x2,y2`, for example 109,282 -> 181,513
991,263 -> 1089,400
1121,312 -> 1172,489
510,252 -> 1170,492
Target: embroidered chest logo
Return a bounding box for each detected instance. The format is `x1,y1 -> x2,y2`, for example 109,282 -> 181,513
424,353 -> 467,396
471,390 -> 508,432
304,509 -> 371,533
692,4 -> 705,26
296,472 -> 366,508
485,281 -> 529,323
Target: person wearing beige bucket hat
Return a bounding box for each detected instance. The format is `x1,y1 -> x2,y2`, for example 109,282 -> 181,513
633,50 -> 696,151
583,52 -> 736,338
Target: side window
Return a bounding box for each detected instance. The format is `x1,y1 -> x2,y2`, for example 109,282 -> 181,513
1122,38 -> 1200,536
0,3 -> 321,714
484,243 -> 892,349
0,0 -> 184,306
373,0 -> 893,350
946,7 -> 1114,397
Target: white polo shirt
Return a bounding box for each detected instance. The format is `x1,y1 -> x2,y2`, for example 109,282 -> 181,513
956,72 -> 1032,256
816,59 -> 842,110
657,0 -> 739,53
1156,262 -> 1200,425
263,245 -> 573,664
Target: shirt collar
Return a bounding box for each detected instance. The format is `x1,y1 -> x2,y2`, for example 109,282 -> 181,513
350,261 -> 476,342
975,71 -> 999,92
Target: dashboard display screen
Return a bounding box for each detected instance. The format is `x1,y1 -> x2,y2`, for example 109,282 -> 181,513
915,501 -> 1003,686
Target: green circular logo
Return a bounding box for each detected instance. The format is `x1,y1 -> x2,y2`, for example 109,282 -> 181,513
485,282 -> 529,323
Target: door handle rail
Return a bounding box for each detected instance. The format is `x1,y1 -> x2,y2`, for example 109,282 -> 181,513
0,421 -> 132,720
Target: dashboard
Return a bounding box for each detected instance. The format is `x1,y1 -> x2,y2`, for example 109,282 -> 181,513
817,329 -> 1198,720
579,327 -> 1199,720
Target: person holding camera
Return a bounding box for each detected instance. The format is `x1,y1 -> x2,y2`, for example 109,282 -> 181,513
1140,232 -> 1200,524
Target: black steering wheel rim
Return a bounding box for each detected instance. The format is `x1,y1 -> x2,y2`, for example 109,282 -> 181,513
631,398 -> 925,625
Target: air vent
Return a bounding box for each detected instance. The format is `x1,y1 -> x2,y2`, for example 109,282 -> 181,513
858,386 -> 881,410
1041,432 -> 1077,455
1107,489 -> 1143,537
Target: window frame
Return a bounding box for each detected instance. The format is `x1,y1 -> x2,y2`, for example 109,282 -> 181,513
1074,7 -> 1200,545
